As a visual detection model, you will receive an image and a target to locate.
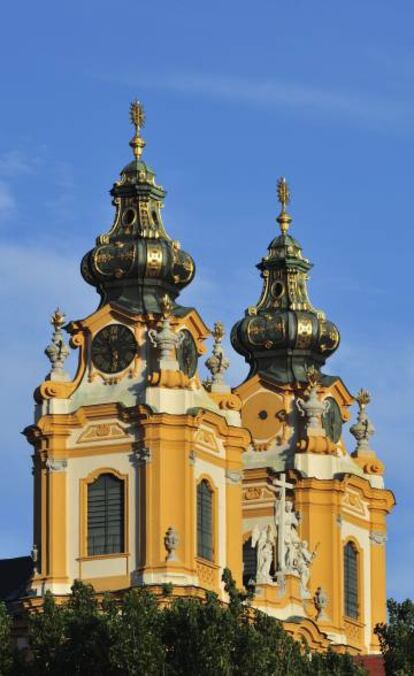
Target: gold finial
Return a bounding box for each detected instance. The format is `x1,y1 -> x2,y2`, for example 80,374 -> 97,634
355,389 -> 371,410
129,99 -> 146,160
276,177 -> 292,235
51,308 -> 66,330
306,364 -> 320,389
160,294 -> 173,319
212,321 -> 225,343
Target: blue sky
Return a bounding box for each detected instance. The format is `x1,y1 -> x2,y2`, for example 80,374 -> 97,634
0,1 -> 413,599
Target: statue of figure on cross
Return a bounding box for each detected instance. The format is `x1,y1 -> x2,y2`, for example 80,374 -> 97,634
270,473 -> 297,572
281,500 -> 301,570
268,472 -> 319,595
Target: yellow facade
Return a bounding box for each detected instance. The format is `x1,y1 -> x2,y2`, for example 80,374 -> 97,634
21,104 -> 394,659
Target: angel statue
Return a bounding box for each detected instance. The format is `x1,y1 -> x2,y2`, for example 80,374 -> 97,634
295,540 -> 319,599
252,524 -> 274,584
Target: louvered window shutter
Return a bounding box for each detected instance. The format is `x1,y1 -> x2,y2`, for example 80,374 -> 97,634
87,474 -> 124,556
243,537 -> 257,587
344,542 -> 359,618
197,480 -> 213,561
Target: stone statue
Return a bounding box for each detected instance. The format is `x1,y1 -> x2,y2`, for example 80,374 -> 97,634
295,540 -> 318,599
252,524 -> 274,584
270,473 -> 294,572
164,526 -> 179,562
276,500 -> 300,570
314,586 -> 328,621
269,473 -> 318,597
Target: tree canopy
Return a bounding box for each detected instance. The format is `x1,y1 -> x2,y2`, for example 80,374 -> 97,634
0,571 -> 365,675
375,598 -> 414,676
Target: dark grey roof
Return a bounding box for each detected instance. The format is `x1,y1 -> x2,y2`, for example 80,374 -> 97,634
0,556 -> 33,601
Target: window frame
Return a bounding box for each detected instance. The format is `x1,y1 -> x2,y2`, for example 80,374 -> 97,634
196,476 -> 216,563
80,468 -> 129,560
343,539 -> 360,620
242,532 -> 258,588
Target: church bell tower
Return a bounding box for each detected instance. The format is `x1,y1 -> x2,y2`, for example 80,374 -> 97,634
23,105 -> 395,658
232,179 -> 394,654
24,102 -> 249,599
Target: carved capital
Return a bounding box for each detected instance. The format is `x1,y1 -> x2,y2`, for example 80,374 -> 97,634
45,458 -> 68,472
370,530 -> 387,546
225,469 -> 242,485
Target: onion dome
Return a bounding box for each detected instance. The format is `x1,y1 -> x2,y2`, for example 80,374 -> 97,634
81,101 -> 195,314
231,178 -> 340,384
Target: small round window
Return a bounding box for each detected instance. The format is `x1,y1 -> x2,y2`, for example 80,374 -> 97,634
122,208 -> 137,227
272,281 -> 285,299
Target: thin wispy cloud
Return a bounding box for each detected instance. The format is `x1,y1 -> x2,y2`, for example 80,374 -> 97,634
0,149 -> 36,177
117,72 -> 410,129
0,180 -> 15,218
0,148 -> 79,229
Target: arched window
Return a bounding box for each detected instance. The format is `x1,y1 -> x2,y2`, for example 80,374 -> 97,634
344,541 -> 359,618
87,473 -> 124,556
197,480 -> 213,561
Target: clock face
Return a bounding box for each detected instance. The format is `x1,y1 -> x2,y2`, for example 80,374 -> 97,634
91,324 -> 137,374
322,397 -> 343,443
176,329 -> 198,377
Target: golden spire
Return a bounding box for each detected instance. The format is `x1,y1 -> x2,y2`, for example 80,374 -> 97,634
276,176 -> 292,235
355,388 -> 371,410
50,308 -> 66,330
129,99 -> 146,160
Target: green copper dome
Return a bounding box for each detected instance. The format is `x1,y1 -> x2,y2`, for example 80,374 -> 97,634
81,101 -> 195,314
231,178 -> 340,384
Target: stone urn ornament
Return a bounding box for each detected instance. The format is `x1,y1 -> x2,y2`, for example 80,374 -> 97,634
164,526 -> 179,562
148,294 -> 183,370
350,389 -> 375,453
296,366 -> 329,430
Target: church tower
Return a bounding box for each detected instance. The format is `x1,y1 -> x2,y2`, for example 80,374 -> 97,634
24,102 -> 249,600
232,179 -> 394,654
23,104 -> 395,658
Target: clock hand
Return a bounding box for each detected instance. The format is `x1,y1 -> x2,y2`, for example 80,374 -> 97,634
111,348 -> 119,370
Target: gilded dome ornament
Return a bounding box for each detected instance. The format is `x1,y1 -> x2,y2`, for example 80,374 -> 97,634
81,101 -> 195,314
231,179 -> 340,384
129,99 -> 146,160
276,177 -> 292,235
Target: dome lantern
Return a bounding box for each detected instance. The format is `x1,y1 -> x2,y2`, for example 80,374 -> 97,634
231,178 -> 340,384
81,101 -> 195,314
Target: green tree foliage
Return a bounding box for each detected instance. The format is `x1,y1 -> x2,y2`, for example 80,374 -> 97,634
1,572 -> 365,675
0,601 -> 14,675
375,598 -> 414,675
106,586 -> 165,674
29,582 -> 113,675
